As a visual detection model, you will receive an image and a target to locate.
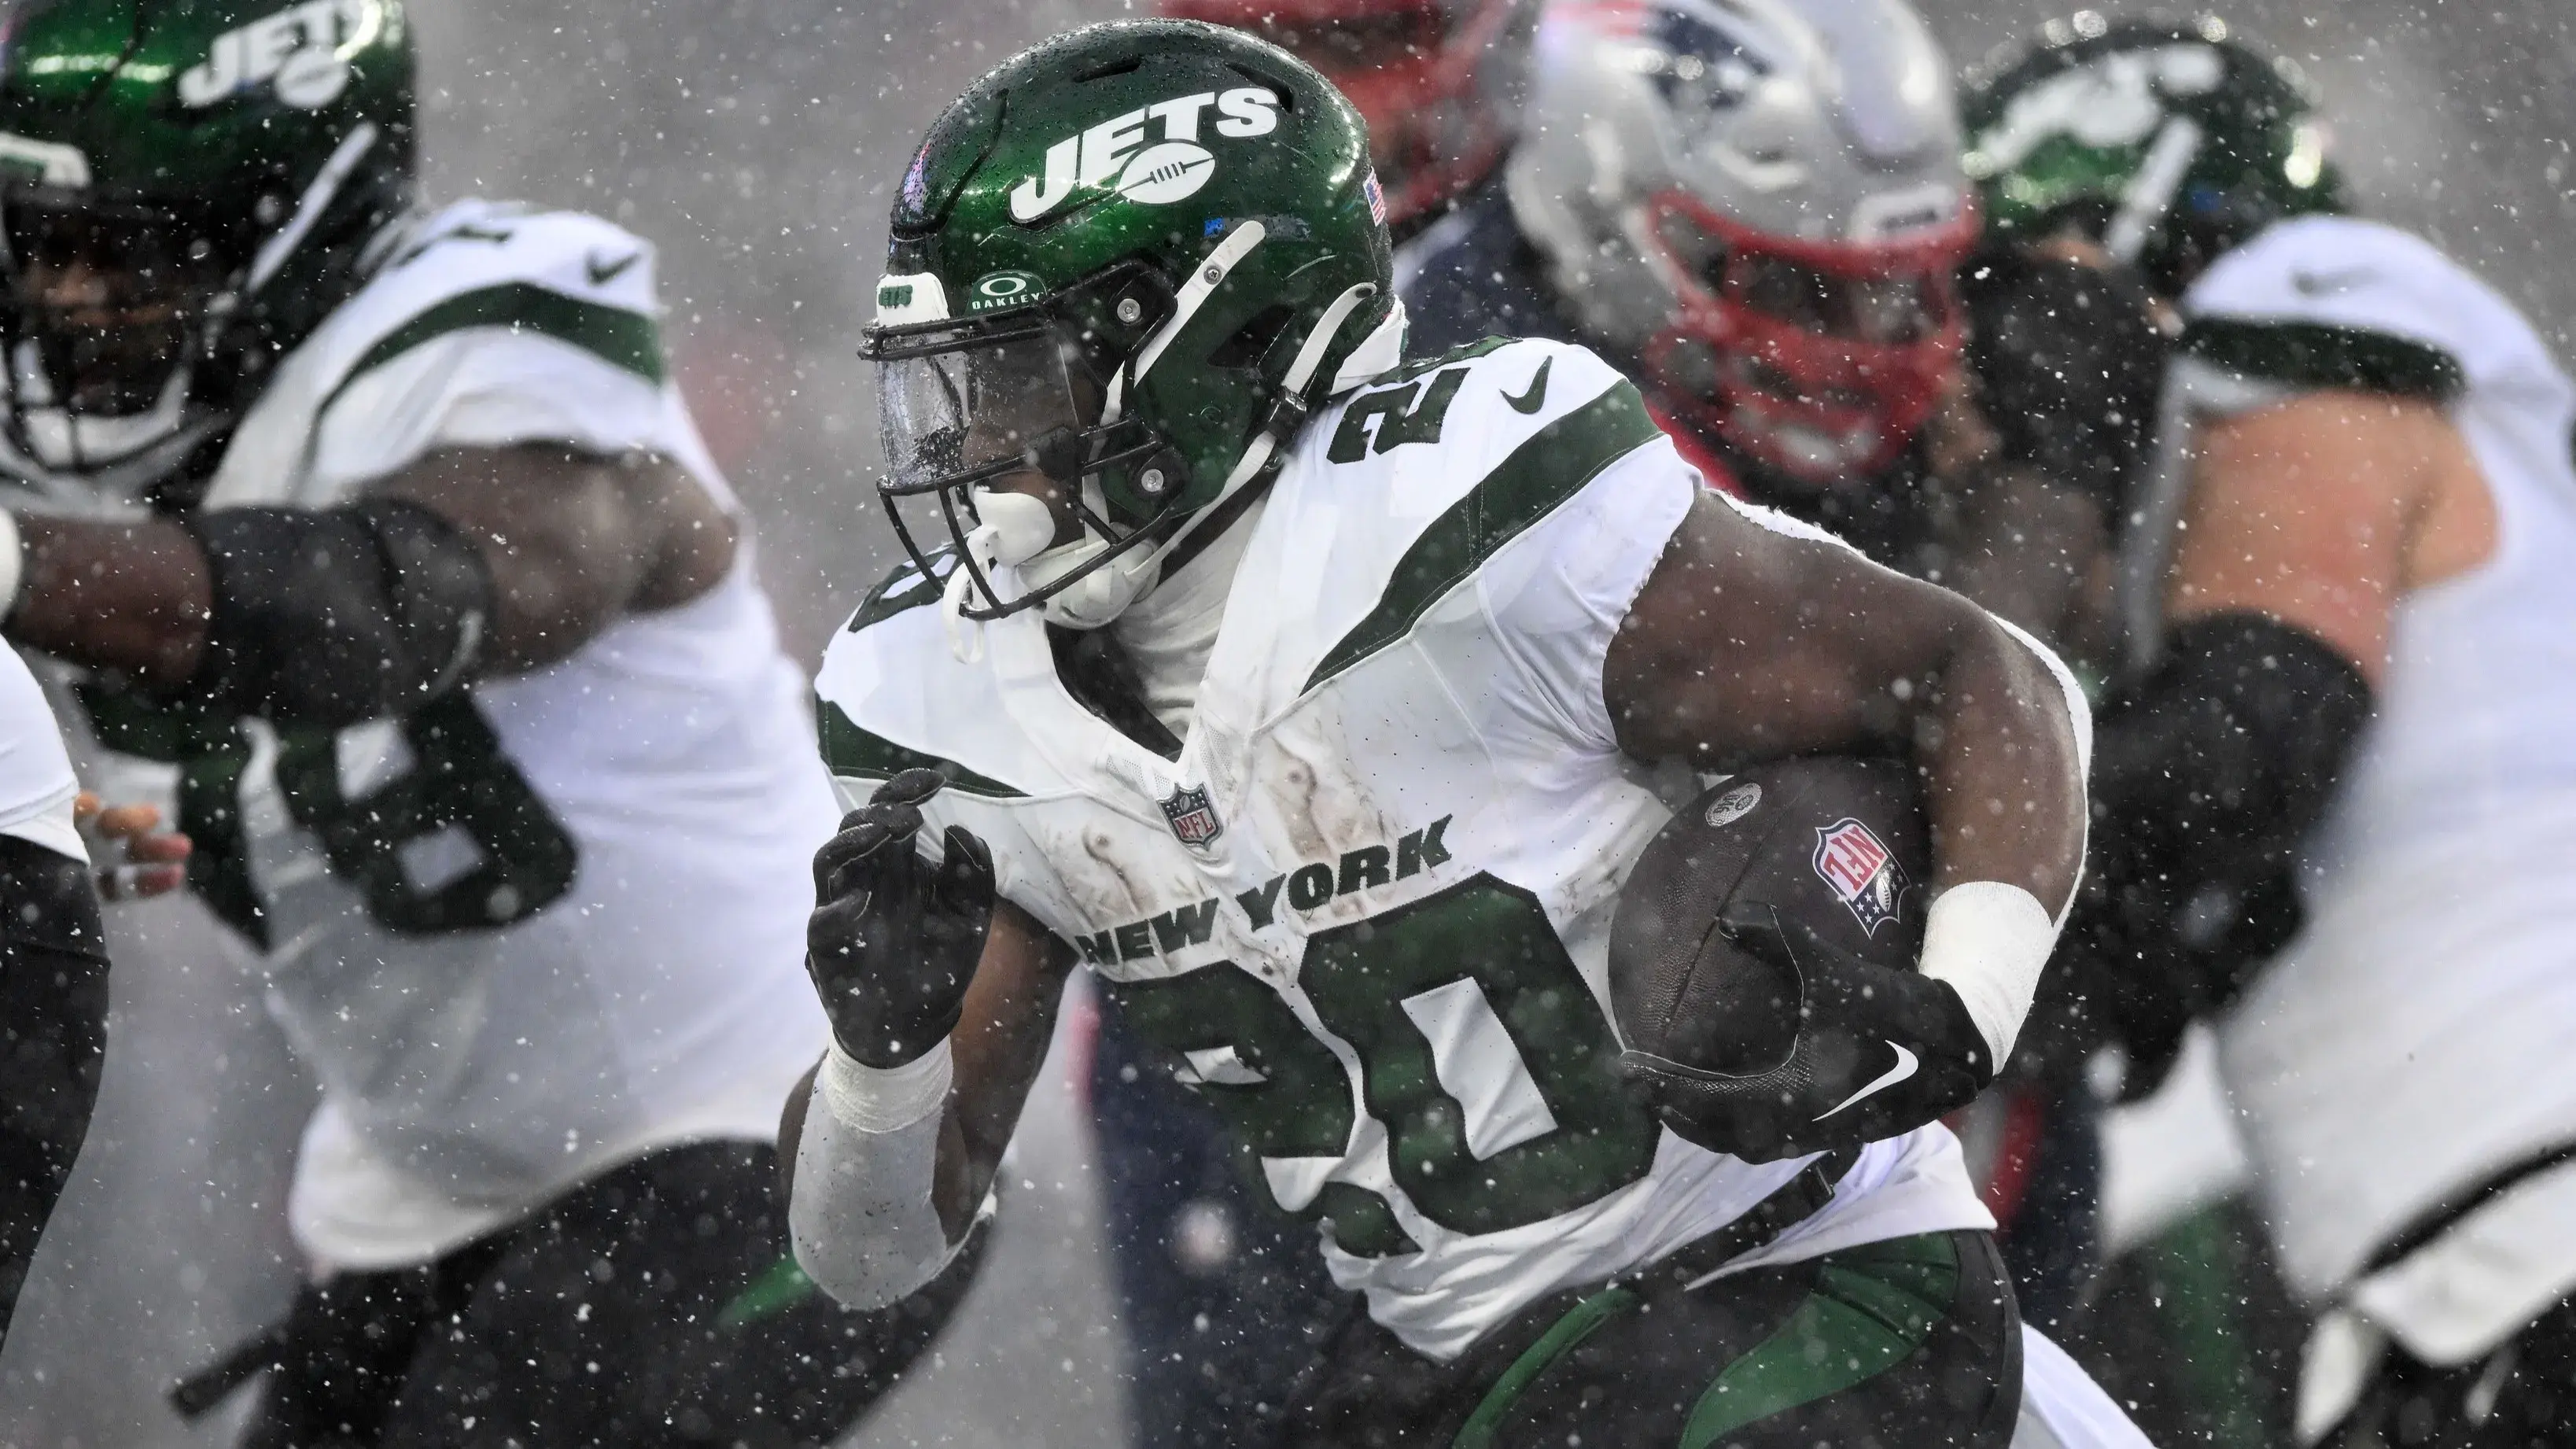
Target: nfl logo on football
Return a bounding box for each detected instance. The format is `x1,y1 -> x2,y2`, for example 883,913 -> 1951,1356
1811,818 -> 1908,936
1161,784 -> 1224,849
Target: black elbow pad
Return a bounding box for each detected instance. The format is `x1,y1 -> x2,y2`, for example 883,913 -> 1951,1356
179,500 -> 495,729
2073,612 -> 2374,1083
2091,611 -> 2373,891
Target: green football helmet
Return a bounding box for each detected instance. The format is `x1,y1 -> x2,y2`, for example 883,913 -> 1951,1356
1962,13 -> 2343,294
863,18 -> 1401,631
0,0 -> 415,487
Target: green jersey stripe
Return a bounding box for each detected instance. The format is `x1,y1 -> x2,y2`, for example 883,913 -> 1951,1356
1453,1283 -> 1639,1448
1305,379 -> 1663,693
318,282 -> 667,428
2181,318 -> 2464,401
816,699 -> 1025,799
1679,1233 -> 1962,1447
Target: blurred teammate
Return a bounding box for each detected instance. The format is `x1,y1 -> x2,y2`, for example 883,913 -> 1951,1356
1402,0 -> 2131,1328
0,1 -> 971,1441
0,648 -> 181,1351
790,19 -> 2099,1448
1157,0 -> 1533,238
1970,17 -> 2576,1447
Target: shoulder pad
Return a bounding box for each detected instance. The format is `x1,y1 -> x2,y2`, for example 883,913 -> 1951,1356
1284,337 -> 1673,691
842,549 -> 954,638
2180,216 -> 2478,401
316,201 -> 669,397
813,591 -> 1030,802
1306,337 -> 1651,492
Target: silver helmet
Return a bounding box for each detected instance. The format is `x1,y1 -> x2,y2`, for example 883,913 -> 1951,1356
1507,0 -> 1976,483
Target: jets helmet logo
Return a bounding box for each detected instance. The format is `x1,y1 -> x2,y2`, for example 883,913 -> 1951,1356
178,0 -> 381,110
1159,784 -> 1224,850
1811,818 -> 1909,936
1009,87 -> 1281,223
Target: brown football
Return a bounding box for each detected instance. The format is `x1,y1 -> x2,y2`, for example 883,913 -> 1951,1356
1609,757 -> 1930,1075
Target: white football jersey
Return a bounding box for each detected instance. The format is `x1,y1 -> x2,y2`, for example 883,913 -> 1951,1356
0,644 -> 83,864
817,337 -> 1988,1360
15,199 -> 841,1269
2138,216 -> 2576,1347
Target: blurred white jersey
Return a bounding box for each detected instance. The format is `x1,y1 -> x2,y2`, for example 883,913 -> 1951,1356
816,337 -> 1988,1360
0,644 -> 83,864
2183,218 -> 2576,1348
32,199 -> 839,1270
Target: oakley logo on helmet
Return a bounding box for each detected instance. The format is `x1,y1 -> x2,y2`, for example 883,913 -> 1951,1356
177,0 -> 380,111
1965,45 -> 2224,178
966,271 -> 1045,312
1008,87 -> 1280,223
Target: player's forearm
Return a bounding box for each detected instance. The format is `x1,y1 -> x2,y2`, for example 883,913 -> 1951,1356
790,1042 -> 972,1310
1915,611 -> 2090,914
6,514 -> 212,686
377,446 -> 735,674
935,910 -> 1075,1232
1907,611 -> 2091,1069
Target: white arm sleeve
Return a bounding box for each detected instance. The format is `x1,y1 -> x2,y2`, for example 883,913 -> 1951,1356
787,1042 -> 971,1311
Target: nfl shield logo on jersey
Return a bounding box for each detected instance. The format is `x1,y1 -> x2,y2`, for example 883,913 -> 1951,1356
1811,819 -> 1908,936
1160,785 -> 1223,849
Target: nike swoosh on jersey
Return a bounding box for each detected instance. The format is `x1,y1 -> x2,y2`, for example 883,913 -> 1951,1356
1502,356 -> 1551,415
1812,1042 -> 1918,1121
2290,267 -> 2375,297
586,250 -> 643,286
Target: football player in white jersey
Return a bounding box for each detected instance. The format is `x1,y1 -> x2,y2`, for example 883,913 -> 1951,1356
0,0 -> 974,1441
1970,16 -> 2576,1446
787,20 -> 2095,1446
0,645 -> 148,1353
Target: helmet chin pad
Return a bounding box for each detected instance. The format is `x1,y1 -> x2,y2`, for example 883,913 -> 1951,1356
966,489 -> 1061,570
1024,537 -> 1161,630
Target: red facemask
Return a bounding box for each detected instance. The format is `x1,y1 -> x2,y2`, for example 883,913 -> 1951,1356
1159,0 -> 1519,227
1636,190 -> 1973,485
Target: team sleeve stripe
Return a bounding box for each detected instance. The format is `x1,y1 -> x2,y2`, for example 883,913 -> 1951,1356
317,282 -> 668,426
2180,317 -> 2464,401
1304,377 -> 1665,694
816,698 -> 1026,800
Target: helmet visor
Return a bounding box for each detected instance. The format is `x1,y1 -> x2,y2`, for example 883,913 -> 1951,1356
873,317 -> 1089,496
862,290 -> 1176,622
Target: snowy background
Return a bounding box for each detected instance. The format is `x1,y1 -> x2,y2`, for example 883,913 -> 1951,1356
2,0 -> 2570,1443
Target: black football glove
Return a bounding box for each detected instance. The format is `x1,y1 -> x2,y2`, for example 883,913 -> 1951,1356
807,767 -> 996,1068
1619,905 -> 1991,1163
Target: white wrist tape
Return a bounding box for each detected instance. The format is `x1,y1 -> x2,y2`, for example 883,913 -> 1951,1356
817,1038 -> 954,1132
789,1040 -> 965,1311
1918,881 -> 2060,1070
0,507 -> 24,624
